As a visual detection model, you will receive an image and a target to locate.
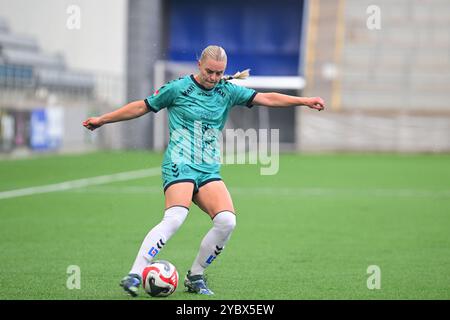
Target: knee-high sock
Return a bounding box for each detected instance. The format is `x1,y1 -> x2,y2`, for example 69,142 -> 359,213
189,211 -> 236,276
129,206 -> 188,276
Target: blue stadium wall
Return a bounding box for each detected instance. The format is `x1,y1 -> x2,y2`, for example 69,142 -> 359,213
167,0 -> 305,76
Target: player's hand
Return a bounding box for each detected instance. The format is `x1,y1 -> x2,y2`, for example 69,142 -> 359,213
82,117 -> 103,131
306,97 -> 325,111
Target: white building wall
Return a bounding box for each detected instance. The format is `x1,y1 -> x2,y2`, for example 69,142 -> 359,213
298,0 -> 450,153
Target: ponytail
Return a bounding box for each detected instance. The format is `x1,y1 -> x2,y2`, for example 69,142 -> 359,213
224,69 -> 251,80
199,45 -> 250,81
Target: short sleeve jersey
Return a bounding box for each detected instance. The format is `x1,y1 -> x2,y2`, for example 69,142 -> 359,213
145,75 -> 257,173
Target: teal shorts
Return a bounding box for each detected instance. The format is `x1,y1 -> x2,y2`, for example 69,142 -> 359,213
162,162 -> 222,194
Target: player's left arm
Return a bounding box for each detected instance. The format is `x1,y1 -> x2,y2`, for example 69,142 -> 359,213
252,92 -> 325,111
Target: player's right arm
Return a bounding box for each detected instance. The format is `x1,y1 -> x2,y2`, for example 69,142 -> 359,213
82,100 -> 149,131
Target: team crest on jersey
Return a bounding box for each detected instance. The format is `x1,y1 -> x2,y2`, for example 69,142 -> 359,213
214,87 -> 226,98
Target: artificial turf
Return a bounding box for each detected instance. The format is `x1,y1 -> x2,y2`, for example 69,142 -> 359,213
0,152 -> 449,299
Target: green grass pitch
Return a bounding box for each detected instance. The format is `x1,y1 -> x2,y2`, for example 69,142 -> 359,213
0,152 -> 449,300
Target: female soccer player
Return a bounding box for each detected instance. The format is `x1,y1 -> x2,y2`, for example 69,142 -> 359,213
83,45 -> 325,296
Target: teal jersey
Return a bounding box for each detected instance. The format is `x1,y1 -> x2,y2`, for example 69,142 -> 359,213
145,75 -> 257,173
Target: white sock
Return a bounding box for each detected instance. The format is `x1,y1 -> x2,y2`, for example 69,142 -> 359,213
189,211 -> 236,276
129,205 -> 188,276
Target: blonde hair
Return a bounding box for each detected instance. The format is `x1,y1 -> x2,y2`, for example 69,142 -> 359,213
199,45 -> 250,80
224,68 -> 251,80
200,45 -> 227,64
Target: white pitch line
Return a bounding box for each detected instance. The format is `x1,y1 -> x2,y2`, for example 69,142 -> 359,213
0,167 -> 161,200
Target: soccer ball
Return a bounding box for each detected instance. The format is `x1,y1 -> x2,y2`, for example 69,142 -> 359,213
142,260 -> 178,297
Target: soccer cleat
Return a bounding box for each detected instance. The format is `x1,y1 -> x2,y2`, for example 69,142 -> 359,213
119,273 -> 142,297
184,270 -> 214,295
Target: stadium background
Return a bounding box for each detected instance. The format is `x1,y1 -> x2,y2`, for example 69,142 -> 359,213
0,0 -> 449,300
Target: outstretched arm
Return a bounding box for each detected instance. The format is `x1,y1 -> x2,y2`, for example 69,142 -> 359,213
82,100 -> 149,131
252,92 -> 325,111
